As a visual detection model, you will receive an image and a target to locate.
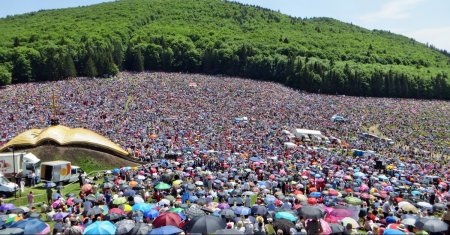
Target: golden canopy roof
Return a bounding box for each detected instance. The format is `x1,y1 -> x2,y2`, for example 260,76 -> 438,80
0,125 -> 129,157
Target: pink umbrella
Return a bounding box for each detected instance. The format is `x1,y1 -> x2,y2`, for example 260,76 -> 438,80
52,199 -> 61,209
320,219 -> 332,235
66,198 -> 74,206
359,185 -> 369,192
329,209 -> 353,218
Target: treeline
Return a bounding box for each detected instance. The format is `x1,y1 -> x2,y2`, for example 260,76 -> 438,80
0,0 -> 449,99
1,36 -> 449,99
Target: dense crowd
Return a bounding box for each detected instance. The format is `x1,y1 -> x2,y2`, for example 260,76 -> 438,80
0,72 -> 449,161
1,146 -> 450,235
0,72 -> 449,234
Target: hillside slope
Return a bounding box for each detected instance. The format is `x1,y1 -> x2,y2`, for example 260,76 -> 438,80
0,0 -> 449,99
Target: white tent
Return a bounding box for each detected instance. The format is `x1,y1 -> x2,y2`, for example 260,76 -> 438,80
284,142 -> 298,149
293,129 -> 323,138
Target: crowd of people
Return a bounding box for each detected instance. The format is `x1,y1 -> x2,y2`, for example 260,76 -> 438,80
1,148 -> 450,235
0,72 -> 449,234
0,72 -> 448,160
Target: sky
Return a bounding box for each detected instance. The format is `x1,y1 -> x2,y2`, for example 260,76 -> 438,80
1,0 -> 449,51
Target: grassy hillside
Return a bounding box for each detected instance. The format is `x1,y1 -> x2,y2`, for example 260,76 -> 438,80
0,0 -> 449,99
28,146 -> 139,173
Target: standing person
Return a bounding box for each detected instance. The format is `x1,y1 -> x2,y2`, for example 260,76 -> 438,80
46,187 -> 53,204
78,172 -> 84,187
306,218 -> 323,235
31,171 -> 36,187
28,191 -> 34,207
20,178 -> 25,193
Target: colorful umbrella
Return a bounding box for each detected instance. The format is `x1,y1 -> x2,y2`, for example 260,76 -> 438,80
112,197 -> 127,205
152,212 -> 182,228
144,209 -> 160,219
275,211 -> 298,222
9,219 -> 49,235
155,182 -> 171,190
149,225 -> 183,235
344,196 -> 362,205
132,203 -> 152,213
84,221 -> 116,235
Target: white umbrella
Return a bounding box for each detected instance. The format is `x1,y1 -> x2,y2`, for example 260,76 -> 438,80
417,202 -> 433,209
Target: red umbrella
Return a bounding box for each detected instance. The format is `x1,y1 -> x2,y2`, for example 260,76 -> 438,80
152,212 -> 182,228
307,198 -> 317,205
293,190 -> 303,195
328,190 -> 339,196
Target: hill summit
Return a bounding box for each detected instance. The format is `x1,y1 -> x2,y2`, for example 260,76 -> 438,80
0,0 -> 449,99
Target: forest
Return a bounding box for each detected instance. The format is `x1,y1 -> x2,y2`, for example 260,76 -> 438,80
0,0 -> 449,99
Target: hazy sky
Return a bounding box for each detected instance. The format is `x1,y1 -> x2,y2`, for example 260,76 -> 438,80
1,0 -> 449,51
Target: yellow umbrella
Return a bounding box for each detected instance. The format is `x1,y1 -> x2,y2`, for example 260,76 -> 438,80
122,204 -> 132,212
386,165 -> 395,170
172,180 -> 183,186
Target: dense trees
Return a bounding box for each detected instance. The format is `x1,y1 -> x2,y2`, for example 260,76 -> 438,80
0,0 -> 449,99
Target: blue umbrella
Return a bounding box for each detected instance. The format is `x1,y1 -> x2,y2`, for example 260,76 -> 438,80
383,229 -> 405,235
309,192 -> 322,198
275,211 -> 298,222
112,168 -> 120,174
249,157 -> 263,162
265,195 -> 276,204
132,203 -> 152,214
257,181 -> 266,186
378,175 -> 389,181
124,190 -> 136,197
353,172 -> 366,178
411,190 -> 421,196
144,209 -> 160,219
189,195 -> 198,202
84,221 -> 116,235
385,216 -> 398,225
149,225 -> 183,235
9,219 -> 48,234
234,206 -> 251,216
177,212 -> 186,221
